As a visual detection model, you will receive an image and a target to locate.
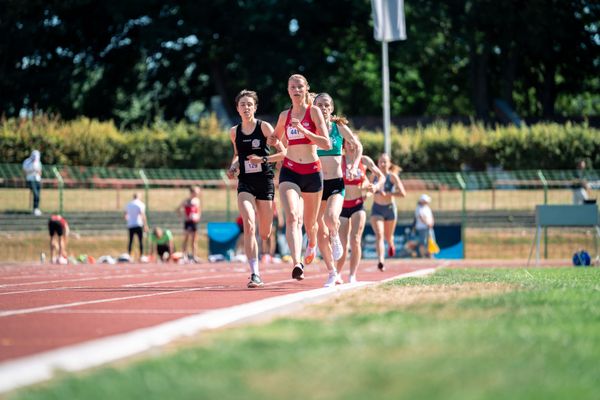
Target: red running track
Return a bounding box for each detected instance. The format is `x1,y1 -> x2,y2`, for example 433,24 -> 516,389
0,258 -> 444,363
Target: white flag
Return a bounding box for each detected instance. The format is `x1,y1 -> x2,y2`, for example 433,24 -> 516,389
371,0 -> 406,42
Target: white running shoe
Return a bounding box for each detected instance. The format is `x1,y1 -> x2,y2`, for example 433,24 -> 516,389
33,208 -> 42,216
324,271 -> 338,288
335,274 -> 344,285
348,274 -> 357,284
331,234 -> 343,261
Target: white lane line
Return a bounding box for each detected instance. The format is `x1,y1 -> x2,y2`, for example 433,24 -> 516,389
0,267 -> 231,288
46,309 -> 202,315
0,287 -> 205,318
0,268 -> 290,296
0,267 -> 440,394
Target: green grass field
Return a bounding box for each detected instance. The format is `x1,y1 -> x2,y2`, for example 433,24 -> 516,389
7,268 -> 600,400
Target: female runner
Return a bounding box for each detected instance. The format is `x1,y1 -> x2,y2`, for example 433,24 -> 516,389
273,74 -> 334,285
313,93 -> 362,282
370,153 -> 407,271
336,150 -> 385,283
227,89 -> 285,288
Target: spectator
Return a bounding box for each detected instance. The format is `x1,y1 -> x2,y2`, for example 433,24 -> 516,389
124,192 -> 147,260
48,214 -> 69,263
149,227 -> 174,262
415,194 -> 435,258
22,150 -> 43,216
177,186 -> 202,262
572,159 -> 591,205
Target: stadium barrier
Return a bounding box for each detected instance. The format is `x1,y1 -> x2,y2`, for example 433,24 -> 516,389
1,164 -> 598,260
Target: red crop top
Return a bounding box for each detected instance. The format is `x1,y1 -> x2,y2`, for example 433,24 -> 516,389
343,156 -> 367,186
284,105 -> 317,145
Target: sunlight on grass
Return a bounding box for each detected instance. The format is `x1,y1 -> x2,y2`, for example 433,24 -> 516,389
8,268 -> 600,400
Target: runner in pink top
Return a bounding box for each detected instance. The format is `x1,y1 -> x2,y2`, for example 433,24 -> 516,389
272,74 -> 336,286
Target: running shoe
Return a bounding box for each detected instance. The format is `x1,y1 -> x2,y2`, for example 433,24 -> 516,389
331,234 -> 344,261
335,274 -> 344,285
247,273 -> 264,288
304,244 -> 317,264
387,245 -> 396,257
324,271 -> 338,288
377,262 -> 385,271
348,274 -> 357,284
292,263 -> 305,280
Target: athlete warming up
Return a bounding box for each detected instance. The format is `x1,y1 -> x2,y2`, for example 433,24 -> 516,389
177,186 -> 202,263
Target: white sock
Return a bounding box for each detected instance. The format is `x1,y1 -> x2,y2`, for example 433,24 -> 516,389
249,258 -> 259,275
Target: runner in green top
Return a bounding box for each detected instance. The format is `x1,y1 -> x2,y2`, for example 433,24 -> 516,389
313,93 -> 363,283
150,227 -> 174,262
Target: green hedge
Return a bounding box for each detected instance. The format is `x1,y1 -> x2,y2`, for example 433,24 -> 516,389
357,122 -> 599,171
1,115 -> 598,171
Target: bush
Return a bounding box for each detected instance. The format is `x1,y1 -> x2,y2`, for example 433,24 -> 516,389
357,121 -> 599,171
1,115 -> 598,171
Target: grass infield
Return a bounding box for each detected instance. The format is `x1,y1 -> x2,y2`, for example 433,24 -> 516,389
7,267 -> 600,400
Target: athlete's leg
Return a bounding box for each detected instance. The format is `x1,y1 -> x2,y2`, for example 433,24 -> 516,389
302,191 -> 328,269
255,198 -> 274,257
336,216 -> 350,274
324,194 -> 343,239
279,182 -> 303,266
349,210 -> 367,277
317,199 -> 335,273
383,217 -> 397,256
371,216 -> 385,265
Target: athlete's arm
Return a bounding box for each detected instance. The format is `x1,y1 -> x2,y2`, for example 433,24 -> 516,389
390,173 -> 407,197
364,156 -> 386,193
262,121 -> 286,163
227,126 -> 240,178
298,106 -> 330,150
272,111 -> 288,141
338,123 -> 363,171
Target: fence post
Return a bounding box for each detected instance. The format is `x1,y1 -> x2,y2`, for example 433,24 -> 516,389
220,169 -> 231,222
455,172 -> 467,258
139,169 -> 150,255
52,167 -> 64,215
537,170 -> 548,259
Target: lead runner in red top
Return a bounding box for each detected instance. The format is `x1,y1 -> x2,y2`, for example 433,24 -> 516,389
272,74 -> 332,283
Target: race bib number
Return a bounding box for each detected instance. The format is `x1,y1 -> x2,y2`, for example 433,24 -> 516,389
244,160 -> 262,173
287,125 -> 305,140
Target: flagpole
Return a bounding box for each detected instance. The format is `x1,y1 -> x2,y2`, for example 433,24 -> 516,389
382,39 -> 391,155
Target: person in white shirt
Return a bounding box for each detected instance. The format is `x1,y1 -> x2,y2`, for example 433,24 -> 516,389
124,192 -> 147,259
22,149 -> 43,216
415,194 -> 435,258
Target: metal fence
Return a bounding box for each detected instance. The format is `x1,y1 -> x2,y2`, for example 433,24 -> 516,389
2,164 -> 598,260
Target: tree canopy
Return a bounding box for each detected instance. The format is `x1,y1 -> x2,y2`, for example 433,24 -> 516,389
1,0 -> 598,127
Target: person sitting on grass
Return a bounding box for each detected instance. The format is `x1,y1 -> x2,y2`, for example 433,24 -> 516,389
48,214 -> 69,264
149,227 -> 175,262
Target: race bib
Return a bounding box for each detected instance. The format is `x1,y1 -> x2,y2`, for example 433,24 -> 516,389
287,125 -> 305,141
244,160 -> 262,173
